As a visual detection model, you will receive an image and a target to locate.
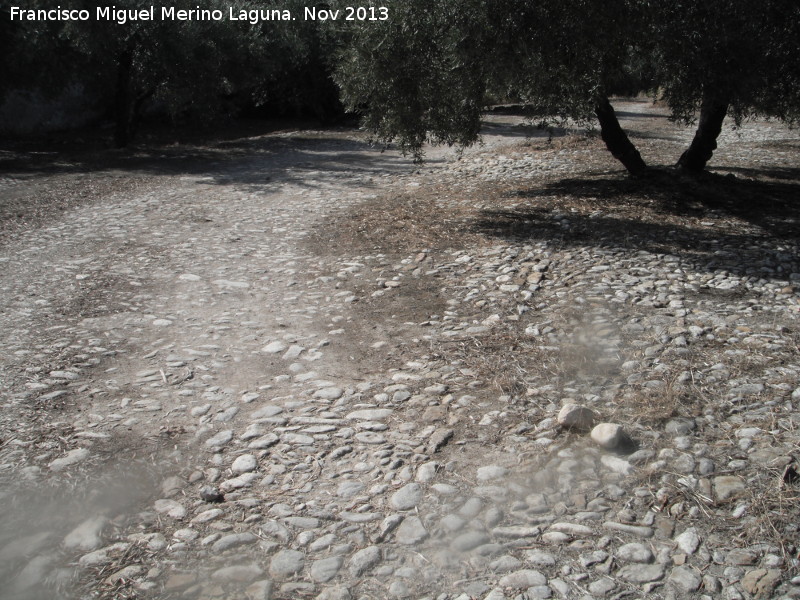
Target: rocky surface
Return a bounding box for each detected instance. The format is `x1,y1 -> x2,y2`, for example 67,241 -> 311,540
0,101 -> 799,600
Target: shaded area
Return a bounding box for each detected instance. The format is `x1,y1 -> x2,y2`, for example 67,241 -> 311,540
472,170 -> 800,281
0,128 -> 422,242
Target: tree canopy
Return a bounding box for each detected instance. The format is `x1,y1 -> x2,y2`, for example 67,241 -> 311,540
2,0 -> 798,160
0,0 -> 341,145
335,0 -> 800,174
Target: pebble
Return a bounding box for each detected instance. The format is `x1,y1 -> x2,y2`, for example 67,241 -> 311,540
269,549 -> 306,578
211,532 -> 258,553
616,542 -> 654,563
395,516 -> 428,545
556,404 -> 596,430
590,423 -> 634,451
348,546 -> 382,577
153,499 -> 187,520
498,570 -> 547,588
48,448 -> 91,471
231,454 -> 258,474
205,429 -> 234,448
390,483 -> 423,510
617,563 -> 665,583
714,475 -> 746,501
674,527 -> 701,555
476,465 -> 508,481
669,565 -> 703,592
311,556 -> 344,582
2,107 -> 798,600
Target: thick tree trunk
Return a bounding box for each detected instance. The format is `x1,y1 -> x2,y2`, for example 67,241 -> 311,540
594,96 -> 648,176
676,94 -> 729,173
114,47 -> 135,148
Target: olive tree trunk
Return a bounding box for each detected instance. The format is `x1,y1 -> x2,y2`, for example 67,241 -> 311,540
676,93 -> 729,173
594,96 -> 648,176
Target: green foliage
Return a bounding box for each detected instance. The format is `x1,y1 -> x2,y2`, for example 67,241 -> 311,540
0,0 -> 341,143
335,0 -> 651,157
650,0 -> 800,125
334,0 -> 492,158
335,0 -> 800,162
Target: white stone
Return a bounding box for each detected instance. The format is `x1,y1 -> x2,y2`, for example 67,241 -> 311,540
590,423 -> 630,450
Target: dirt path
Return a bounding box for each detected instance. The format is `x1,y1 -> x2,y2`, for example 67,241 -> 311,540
1,102 -> 799,600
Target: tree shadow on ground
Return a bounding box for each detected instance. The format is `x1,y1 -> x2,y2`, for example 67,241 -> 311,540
471,169 -> 800,281
0,131 -> 424,196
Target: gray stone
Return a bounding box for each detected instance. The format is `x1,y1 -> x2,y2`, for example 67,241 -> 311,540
459,497 -> 484,518
211,532 -> 258,553
477,465 -> 508,482
205,430 -> 234,448
730,383 -> 765,396
524,550 -> 556,567
249,434 -> 280,449
588,578 -> 616,596
665,418 -> 695,435
441,514 -> 467,532
726,549 -> 758,566
527,586 -> 552,599
245,580 -> 274,600
618,563 -> 665,583
557,404 -> 597,430
674,527 -> 701,555
314,387 -> 344,400
548,522 -> 593,537
669,566 -> 702,592
154,499 -> 187,519
349,546 -> 381,577
386,580 -> 411,598
490,555 -> 523,572
714,476 -> 746,501
600,454 -> 633,475
232,454 -> 258,474
310,556 -> 343,582
346,409 -> 393,420
590,423 -> 634,451
337,481 -> 366,498
617,542 -> 654,563
390,483 -> 423,510
251,405 -> 284,418
49,448 -> 91,471
498,569 -> 547,588
395,516 -> 428,545
493,526 -> 541,539
602,521 -> 653,537
315,587 -> 352,600
262,341 -> 288,354
270,550 -> 305,578
416,462 -> 439,482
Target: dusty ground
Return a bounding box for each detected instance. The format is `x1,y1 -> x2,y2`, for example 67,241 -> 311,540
0,100 -> 799,600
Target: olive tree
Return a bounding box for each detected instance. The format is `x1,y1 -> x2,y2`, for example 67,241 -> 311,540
652,0 -> 800,172
335,0 -> 800,175
1,0 -> 339,146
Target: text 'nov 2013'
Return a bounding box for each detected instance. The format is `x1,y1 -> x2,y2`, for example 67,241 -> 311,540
8,6 -> 390,25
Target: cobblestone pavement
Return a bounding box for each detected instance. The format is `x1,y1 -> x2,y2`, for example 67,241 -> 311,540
1,102 -> 799,600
